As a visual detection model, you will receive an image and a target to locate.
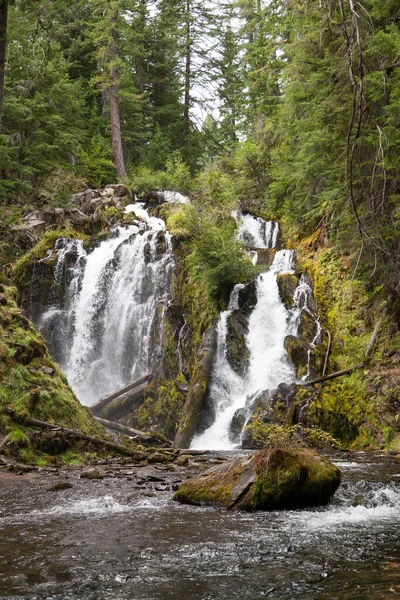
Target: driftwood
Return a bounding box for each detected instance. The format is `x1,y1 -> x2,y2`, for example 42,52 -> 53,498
299,363 -> 364,387
89,373 -> 153,414
0,454 -> 38,473
303,319 -> 382,387
94,416 -> 171,447
365,319 -> 382,359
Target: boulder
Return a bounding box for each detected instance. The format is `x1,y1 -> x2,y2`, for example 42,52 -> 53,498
66,208 -> 90,227
277,273 -> 299,309
173,448 -> 340,511
225,310 -> 250,376
237,280 -> 258,314
80,468 -> 104,480
298,310 -> 319,344
256,248 -> 276,268
284,335 -> 310,379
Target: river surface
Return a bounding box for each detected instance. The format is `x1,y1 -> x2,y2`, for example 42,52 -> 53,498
0,452 -> 399,600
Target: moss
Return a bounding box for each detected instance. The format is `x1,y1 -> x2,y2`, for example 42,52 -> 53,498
0,286 -> 103,442
277,273 -> 299,309
133,374 -> 188,440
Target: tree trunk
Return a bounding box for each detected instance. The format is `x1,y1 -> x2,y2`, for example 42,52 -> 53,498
0,0 -> 8,124
183,0 -> 191,140
110,9 -> 126,180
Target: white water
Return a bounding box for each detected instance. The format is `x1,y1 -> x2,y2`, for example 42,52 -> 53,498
39,204 -> 174,405
233,211 -> 279,249
191,249 -> 297,450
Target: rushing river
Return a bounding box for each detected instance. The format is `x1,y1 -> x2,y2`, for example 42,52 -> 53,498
0,453 -> 399,600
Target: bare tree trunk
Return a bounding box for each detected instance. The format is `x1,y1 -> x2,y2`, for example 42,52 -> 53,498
109,9 -> 126,180
183,0 -> 191,140
0,0 -> 8,124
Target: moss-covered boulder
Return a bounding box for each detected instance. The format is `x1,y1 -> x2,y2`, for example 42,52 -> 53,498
284,335 -> 309,379
277,273 -> 299,310
173,448 -> 340,511
298,310 -> 319,344
225,310 -> 250,376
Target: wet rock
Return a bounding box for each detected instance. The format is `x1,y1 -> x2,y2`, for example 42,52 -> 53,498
80,468 -> 104,480
284,335 -> 310,379
225,311 -> 250,376
238,280 -> 258,314
256,249 -> 276,267
47,482 -> 73,492
66,208 -> 90,227
298,310 -> 319,344
173,448 -> 340,511
277,273 -> 299,310
229,408 -> 247,442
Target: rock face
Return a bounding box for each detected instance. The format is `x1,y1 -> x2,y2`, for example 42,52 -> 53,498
173,448 -> 340,511
284,335 -> 310,379
277,273 -> 299,309
225,311 -> 250,376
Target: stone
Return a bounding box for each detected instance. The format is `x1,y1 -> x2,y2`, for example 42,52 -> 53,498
256,248 -> 276,267
225,310 -> 250,376
298,310 -> 319,344
173,448 -> 340,511
66,208 -> 90,227
229,408 -> 247,442
238,280 -> 258,314
284,335 -> 310,379
80,468 -> 104,480
277,273 -> 300,310
38,365 -> 55,376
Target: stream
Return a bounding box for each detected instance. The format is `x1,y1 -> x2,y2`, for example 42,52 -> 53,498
1,452 -> 399,600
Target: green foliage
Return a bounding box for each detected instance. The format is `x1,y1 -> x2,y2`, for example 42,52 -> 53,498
0,286 -> 102,438
184,206 -> 257,301
245,416 -> 341,450
129,155 -> 192,194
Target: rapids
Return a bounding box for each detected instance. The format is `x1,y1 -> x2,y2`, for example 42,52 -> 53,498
0,453 -> 399,599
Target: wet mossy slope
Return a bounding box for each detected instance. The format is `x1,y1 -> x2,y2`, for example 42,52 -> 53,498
0,285 -> 101,437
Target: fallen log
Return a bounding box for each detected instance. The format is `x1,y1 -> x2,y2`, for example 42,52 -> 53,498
0,455 -> 38,473
94,416 -> 172,447
299,363 -> 364,387
92,382 -> 151,420
90,373 -> 153,415
0,409 -> 142,457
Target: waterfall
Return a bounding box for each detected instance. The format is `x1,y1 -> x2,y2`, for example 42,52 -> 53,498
233,211 -> 279,249
38,204 -> 175,406
191,248 -> 297,450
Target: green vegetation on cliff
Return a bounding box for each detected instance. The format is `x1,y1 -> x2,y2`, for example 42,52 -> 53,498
0,285 -> 102,442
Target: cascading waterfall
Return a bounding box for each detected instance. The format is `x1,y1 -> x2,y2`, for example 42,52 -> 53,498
191,247 -> 298,450
38,203 -> 174,405
233,211 -> 280,249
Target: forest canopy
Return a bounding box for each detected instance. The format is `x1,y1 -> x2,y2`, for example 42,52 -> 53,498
0,0 -> 399,298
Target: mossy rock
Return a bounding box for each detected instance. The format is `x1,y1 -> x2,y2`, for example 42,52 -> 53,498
173,448 -> 340,511
298,310 -> 319,344
225,310 -> 250,376
277,273 -> 299,310
284,335 -> 309,379
256,249 -> 276,268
